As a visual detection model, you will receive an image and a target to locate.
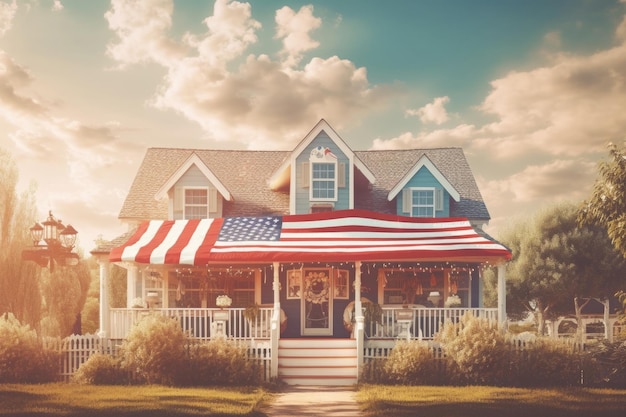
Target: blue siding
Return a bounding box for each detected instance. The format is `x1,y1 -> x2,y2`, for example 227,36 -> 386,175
294,131 -> 350,214
395,166 -> 450,217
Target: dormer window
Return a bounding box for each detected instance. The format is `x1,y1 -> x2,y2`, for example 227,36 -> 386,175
309,146 -> 338,201
402,187 -> 443,218
184,187 -> 209,219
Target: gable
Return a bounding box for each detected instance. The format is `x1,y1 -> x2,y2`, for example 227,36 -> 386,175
387,155 -> 460,202
154,153 -> 232,202
268,119 -> 376,191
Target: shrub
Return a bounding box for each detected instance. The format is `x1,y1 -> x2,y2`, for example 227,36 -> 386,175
513,338 -> 581,387
437,313 -> 512,385
383,341 -> 446,385
584,340 -> 626,388
185,338 -> 261,386
120,313 -> 187,385
0,313 -> 58,383
72,353 -> 126,385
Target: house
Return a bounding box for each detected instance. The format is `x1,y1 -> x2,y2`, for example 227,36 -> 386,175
92,119 -> 511,385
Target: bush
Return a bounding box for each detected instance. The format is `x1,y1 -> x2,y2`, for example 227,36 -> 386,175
382,341 -> 447,385
513,338 -> 581,387
185,338 -> 261,386
120,313 -> 187,385
72,353 -> 126,385
584,340 -> 626,388
0,313 -> 58,383
437,313 -> 512,385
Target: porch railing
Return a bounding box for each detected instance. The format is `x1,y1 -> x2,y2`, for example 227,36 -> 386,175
366,307 -> 498,340
109,307 -> 274,341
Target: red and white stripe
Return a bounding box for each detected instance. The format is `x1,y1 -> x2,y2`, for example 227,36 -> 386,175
109,209 -> 510,265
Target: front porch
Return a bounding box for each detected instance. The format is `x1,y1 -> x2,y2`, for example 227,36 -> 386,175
108,305 -> 498,342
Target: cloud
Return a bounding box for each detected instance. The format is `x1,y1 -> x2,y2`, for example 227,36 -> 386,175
0,0 -> 16,37
105,0 -> 397,149
371,123 -> 477,150
406,96 -> 450,125
52,0 -> 63,12
489,159 -> 596,203
275,5 -> 321,68
374,10 -> 626,161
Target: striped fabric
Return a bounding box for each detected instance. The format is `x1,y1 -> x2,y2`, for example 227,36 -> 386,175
109,209 -> 511,265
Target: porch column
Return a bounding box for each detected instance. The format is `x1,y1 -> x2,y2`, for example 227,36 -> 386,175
354,261 -> 364,378
126,264 -> 139,307
497,263 -> 507,328
96,256 -> 110,338
270,262 -> 280,379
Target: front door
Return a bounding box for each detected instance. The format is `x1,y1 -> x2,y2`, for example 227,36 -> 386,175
301,268 -> 333,335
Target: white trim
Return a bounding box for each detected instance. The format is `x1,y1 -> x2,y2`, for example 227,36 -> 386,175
309,151 -> 339,202
387,155 -> 460,202
407,187 -> 436,218
154,153 -> 232,202
182,186 -> 210,220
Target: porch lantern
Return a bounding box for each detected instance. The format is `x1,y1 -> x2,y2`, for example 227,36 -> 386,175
22,210 -> 79,272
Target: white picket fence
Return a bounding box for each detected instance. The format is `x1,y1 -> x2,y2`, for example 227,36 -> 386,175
43,334 -> 272,382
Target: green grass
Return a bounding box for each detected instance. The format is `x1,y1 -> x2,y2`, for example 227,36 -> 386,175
0,383 -> 271,416
357,384 -> 626,417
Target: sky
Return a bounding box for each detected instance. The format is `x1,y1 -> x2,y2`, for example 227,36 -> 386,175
1,0 -> 625,253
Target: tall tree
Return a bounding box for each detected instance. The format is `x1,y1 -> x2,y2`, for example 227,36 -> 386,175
579,142 -> 626,258
0,148 -> 41,329
493,203 -> 626,336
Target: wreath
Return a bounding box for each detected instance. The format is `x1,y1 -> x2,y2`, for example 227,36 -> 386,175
303,272 -> 330,304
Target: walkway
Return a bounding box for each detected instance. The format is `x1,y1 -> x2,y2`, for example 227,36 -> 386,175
262,385 -> 362,417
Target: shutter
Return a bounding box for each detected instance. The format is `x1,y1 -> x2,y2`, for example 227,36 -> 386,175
208,188 -> 218,212
174,187 -> 183,212
299,162 -> 310,188
402,188 -> 411,213
338,162 -> 346,188
435,188 -> 444,211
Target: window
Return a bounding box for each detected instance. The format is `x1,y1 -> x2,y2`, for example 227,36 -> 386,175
412,189 -> 434,217
308,146 -> 338,202
184,188 -> 208,219
402,187 -> 443,218
311,162 -> 336,200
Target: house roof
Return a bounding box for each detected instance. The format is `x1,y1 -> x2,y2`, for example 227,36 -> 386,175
118,146 -> 490,222
354,148 -> 489,219
110,209 -> 510,265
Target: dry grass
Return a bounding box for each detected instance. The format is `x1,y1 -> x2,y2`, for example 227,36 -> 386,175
358,384 -> 626,417
0,383 -> 270,416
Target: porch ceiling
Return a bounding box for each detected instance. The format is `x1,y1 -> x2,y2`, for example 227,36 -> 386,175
109,209 -> 511,266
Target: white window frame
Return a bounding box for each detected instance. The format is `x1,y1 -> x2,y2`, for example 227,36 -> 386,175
408,187 -> 436,218
183,187 -> 209,220
309,157 -> 338,202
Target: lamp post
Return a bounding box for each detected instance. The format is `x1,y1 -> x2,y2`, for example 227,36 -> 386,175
21,210 -> 79,272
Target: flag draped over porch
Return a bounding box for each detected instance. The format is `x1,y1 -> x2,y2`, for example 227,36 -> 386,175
109,209 -> 511,265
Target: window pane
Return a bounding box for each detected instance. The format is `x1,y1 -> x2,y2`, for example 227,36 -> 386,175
185,189 -> 208,219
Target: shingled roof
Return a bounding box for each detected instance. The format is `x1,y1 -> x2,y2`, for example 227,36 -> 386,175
118,146 -> 490,222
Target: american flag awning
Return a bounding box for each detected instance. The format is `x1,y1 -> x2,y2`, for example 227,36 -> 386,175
109,210 -> 511,265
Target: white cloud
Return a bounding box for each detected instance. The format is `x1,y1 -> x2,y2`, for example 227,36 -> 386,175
406,96 -> 450,125
105,0 -> 396,149
52,0 -> 63,12
0,0 -> 16,38
275,5 -> 321,68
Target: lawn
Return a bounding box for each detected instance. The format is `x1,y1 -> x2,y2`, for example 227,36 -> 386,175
0,384 -> 271,416
358,384 -> 626,417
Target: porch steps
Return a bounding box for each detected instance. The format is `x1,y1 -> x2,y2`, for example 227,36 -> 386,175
278,338 -> 358,386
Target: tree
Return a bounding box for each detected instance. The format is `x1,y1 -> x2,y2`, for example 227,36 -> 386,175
39,261 -> 92,337
579,142 -> 626,258
494,203 -> 626,336
0,148 -> 41,329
